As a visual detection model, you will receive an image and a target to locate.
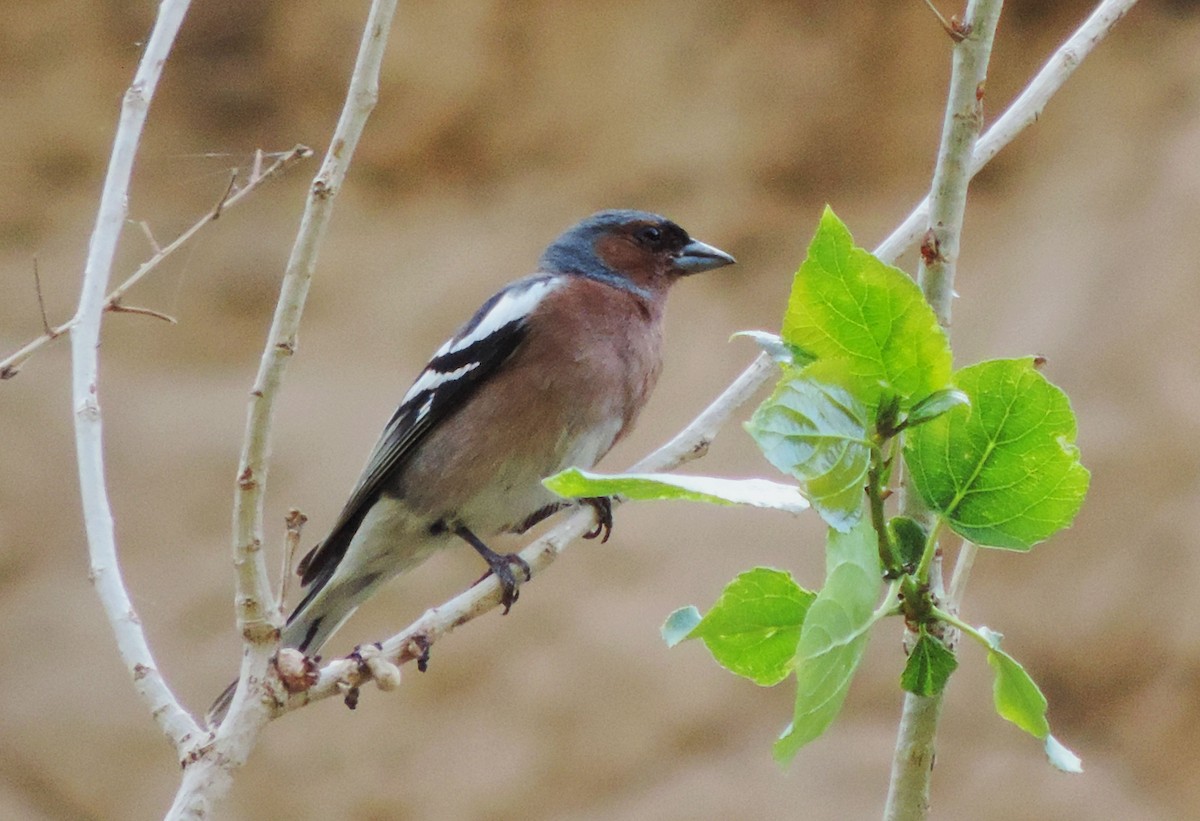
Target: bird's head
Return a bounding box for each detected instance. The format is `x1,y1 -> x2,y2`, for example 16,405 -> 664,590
539,209 -> 735,298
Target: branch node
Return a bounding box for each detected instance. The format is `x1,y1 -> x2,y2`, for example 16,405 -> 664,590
921,0 -> 968,42
274,649 -> 319,694
919,229 -> 944,266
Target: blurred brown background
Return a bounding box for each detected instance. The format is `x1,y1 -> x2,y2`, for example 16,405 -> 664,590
2,1 -> 1198,818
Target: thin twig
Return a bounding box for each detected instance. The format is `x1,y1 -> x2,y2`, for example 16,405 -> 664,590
0,145 -> 312,380
69,0 -> 197,755
139,220 -> 162,254
212,168 -> 238,220
224,0 -> 394,694
279,508 -> 308,611
107,302 -> 177,324
32,258 -> 52,335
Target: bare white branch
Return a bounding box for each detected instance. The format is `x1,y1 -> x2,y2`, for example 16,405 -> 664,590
69,0 -> 198,753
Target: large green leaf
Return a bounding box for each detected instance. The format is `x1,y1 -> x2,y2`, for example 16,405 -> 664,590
745,366 -> 871,531
905,357 -> 1090,549
775,517 -> 883,763
677,568 -> 815,687
543,469 -> 809,514
782,207 -> 952,412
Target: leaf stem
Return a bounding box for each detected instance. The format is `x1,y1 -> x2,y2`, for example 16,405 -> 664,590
912,517 -> 945,583
929,606 -> 989,649
875,580 -> 904,621
866,440 -> 905,576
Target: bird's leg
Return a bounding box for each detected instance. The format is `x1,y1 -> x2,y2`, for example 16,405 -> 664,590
581,497 -> 613,542
454,526 -> 531,614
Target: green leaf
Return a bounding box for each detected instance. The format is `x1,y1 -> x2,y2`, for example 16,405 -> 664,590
905,357 -> 1090,550
544,469 -> 809,514
745,365 -> 871,531
977,627 -> 1081,772
980,627 -> 1049,738
900,632 -> 958,697
906,388 -> 970,428
888,516 -> 926,569
775,517 -> 883,763
781,207 -> 952,412
661,606 -> 702,648
684,568 -> 815,686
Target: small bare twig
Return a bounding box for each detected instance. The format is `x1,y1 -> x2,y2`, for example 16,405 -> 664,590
212,168 -> 238,220
0,144 -> 312,380
32,258 -> 52,335
279,508 -> 308,610
921,0 -> 969,42
107,302 -> 177,324
138,220 -> 162,254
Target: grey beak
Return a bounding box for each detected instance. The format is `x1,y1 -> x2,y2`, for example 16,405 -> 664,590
674,238 -> 736,274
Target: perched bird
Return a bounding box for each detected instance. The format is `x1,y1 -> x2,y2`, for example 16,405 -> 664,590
278,209 -> 733,657
210,210 -> 733,722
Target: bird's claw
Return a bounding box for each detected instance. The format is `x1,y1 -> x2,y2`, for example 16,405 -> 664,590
477,551 -> 531,614
582,496 -> 613,543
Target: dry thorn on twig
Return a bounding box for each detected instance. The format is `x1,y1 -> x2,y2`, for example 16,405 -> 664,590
279,508 -> 308,609
921,0 -> 969,42
212,169 -> 238,220
32,258 -> 52,336
107,301 -> 177,324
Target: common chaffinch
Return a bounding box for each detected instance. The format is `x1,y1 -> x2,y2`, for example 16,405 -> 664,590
283,209 -> 735,656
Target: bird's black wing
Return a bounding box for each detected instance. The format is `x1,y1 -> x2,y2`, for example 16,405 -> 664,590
294,275 -> 562,591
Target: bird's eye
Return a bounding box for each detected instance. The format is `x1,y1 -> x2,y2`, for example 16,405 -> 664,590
638,226 -> 663,246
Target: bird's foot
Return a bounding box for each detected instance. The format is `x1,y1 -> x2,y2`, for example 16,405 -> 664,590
479,550 -> 531,614
582,496 -> 613,543
457,526 -> 530,614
